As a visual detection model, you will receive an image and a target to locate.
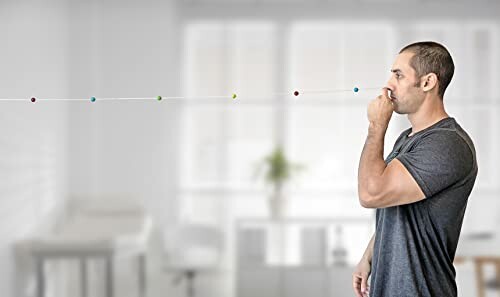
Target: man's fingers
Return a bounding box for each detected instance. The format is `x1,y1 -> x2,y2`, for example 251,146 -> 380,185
381,87 -> 391,99
352,275 -> 363,297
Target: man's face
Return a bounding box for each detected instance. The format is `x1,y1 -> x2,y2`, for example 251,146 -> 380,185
386,51 -> 425,115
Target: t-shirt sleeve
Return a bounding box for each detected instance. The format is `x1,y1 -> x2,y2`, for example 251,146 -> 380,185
395,131 -> 473,198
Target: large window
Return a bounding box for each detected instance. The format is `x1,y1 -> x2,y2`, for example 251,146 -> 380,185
179,19 -> 499,261
182,22 -> 277,190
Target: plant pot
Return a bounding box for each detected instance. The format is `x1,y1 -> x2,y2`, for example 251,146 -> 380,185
269,193 -> 288,220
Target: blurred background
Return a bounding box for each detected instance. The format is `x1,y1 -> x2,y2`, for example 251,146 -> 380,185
1,0 -> 499,296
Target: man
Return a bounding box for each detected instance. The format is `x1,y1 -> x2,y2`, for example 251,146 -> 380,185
353,41 -> 478,297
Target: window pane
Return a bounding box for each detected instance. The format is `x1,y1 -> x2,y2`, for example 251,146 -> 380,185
467,24 -> 498,102
289,22 -> 395,98
289,23 -> 345,99
289,105 -> 379,189
183,106 -> 225,184
184,22 -> 277,185
180,193 -> 226,225
230,23 -> 277,99
227,106 -> 275,185
343,24 -> 396,89
185,23 -> 227,96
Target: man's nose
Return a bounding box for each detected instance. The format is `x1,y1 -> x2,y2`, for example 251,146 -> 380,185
385,79 -> 395,93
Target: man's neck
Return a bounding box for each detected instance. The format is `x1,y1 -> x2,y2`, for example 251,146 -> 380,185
407,96 -> 449,136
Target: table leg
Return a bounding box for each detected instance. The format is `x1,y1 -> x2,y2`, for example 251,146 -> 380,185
36,257 -> 45,297
80,258 -> 88,297
495,260 -> 500,285
138,254 -> 146,297
496,260 -> 500,289
475,259 -> 485,297
186,270 -> 195,297
105,257 -> 114,297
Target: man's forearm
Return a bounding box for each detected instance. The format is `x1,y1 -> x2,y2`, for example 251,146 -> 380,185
358,123 -> 388,201
361,233 -> 376,264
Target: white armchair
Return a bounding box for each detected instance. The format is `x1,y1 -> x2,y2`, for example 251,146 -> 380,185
163,224 -> 224,297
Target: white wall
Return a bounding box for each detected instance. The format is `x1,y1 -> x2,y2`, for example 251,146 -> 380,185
1,0 -> 180,295
66,0 -> 181,226
0,1 -> 70,296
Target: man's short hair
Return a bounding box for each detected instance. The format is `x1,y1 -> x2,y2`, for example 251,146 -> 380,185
399,41 -> 455,99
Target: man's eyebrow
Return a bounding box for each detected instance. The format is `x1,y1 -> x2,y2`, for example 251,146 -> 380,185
391,69 -> 402,74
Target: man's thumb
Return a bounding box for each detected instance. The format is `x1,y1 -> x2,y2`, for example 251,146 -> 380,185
361,276 -> 368,293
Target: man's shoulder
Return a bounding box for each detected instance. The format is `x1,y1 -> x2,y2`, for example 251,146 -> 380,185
415,128 -> 469,151
420,119 -> 474,149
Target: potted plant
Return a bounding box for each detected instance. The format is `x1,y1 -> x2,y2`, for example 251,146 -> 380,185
255,146 -> 304,220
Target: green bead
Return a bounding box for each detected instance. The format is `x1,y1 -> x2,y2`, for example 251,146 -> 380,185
232,93 -> 237,99
157,96 -> 162,101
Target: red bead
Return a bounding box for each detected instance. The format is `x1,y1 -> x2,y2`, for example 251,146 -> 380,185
31,97 -> 36,103
294,91 -> 299,96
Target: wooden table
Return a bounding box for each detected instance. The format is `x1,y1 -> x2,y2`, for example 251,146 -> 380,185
455,233 -> 500,297
20,213 -> 151,297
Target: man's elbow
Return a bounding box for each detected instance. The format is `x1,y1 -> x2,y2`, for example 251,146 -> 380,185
359,192 -> 380,208
358,182 -> 383,208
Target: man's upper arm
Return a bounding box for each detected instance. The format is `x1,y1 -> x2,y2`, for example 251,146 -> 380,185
362,131 -> 473,209
362,158 -> 425,208
373,158 -> 426,208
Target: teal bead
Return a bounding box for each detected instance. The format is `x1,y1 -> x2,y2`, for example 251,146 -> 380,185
90,97 -> 96,102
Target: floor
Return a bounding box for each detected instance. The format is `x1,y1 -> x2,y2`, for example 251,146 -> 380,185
39,235 -> 499,297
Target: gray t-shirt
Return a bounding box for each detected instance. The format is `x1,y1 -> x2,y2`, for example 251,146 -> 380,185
370,117 -> 478,297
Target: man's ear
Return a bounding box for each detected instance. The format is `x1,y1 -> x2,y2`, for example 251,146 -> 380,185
422,73 -> 438,92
